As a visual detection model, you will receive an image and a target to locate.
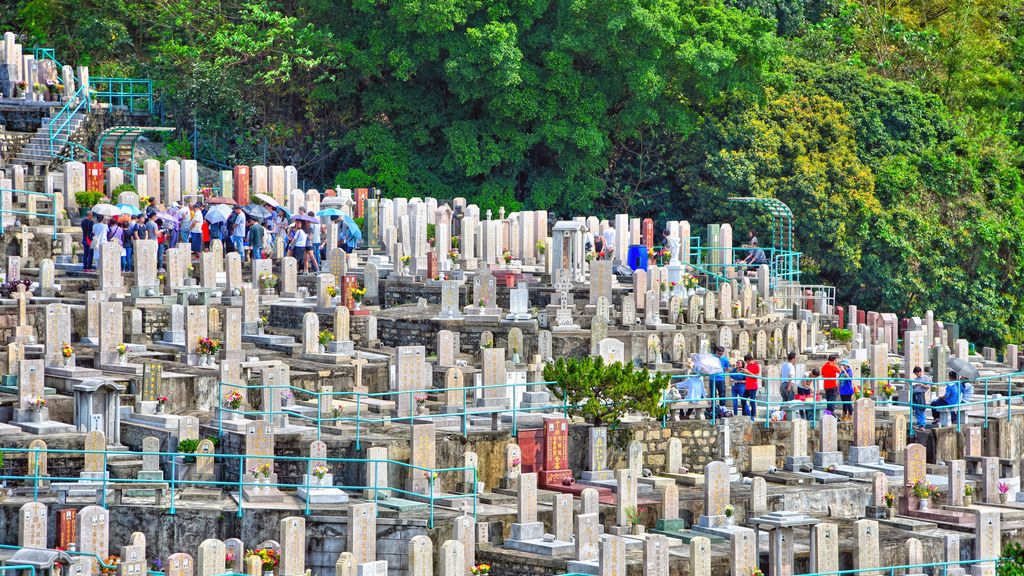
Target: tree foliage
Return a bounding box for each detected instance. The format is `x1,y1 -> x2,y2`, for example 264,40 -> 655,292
7,0 -> 1024,346
543,357 -> 671,426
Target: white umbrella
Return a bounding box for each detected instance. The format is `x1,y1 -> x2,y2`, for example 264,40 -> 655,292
205,204 -> 233,224
91,203 -> 120,217
254,193 -> 280,208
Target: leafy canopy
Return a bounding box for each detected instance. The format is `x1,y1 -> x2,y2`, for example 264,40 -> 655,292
543,357 -> 671,427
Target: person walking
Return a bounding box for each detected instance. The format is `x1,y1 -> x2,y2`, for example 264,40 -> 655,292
188,202 -> 204,256
911,367 -> 931,429
91,214 -> 108,270
289,221 -> 308,271
247,217 -> 266,260
710,345 -> 729,414
228,206 -> 246,258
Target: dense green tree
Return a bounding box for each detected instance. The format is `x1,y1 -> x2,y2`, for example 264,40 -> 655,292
543,357 -> 671,426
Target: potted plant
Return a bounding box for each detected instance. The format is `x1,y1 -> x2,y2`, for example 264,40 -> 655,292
625,505 -> 642,535
963,485 -> 974,506
318,329 -> 333,353
156,396 -> 168,414
257,315 -> 269,334
15,80 -> 26,97
400,255 -> 411,274
724,504 -> 735,526
116,343 -> 128,365
535,240 -> 546,256
502,249 -> 512,264
325,285 -> 338,303
75,191 -> 104,217
470,564 -> 491,576
61,342 -> 74,367
351,287 -> 366,310
999,482 -> 1011,504
911,480 -> 938,511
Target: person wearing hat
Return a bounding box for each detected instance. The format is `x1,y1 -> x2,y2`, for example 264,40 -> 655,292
838,359 -> 855,420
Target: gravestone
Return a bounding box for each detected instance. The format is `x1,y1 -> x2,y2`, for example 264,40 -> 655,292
347,503 -> 377,565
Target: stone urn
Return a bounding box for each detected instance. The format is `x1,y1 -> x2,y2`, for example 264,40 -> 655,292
918,498 -> 930,512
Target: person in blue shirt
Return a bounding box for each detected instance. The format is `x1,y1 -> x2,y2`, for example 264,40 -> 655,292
709,346 -> 729,414
675,373 -> 706,420
930,372 -> 962,425
730,359 -> 747,416
838,360 -> 855,419
910,367 -> 932,429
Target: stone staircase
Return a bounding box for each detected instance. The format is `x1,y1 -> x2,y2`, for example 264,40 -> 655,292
12,111 -> 88,165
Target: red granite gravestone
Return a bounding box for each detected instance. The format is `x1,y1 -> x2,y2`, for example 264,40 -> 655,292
58,508 -> 76,549
540,417 -> 573,486
427,252 -> 438,281
517,428 -> 544,474
355,188 -> 368,218
233,165 -> 250,206
642,218 -> 654,249
86,162 -> 104,193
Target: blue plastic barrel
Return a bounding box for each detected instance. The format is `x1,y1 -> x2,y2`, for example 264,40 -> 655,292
627,244 -> 648,271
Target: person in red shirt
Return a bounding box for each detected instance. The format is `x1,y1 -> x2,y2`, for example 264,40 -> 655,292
821,354 -> 840,414
741,354 -> 761,419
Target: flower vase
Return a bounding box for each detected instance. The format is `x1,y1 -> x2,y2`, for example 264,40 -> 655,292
725,516 -> 734,527
417,404 -> 428,415
918,498 -> 930,512
963,495 -> 973,507
156,403 -> 165,414
1000,493 -> 1009,504
29,410 -> 43,424
686,288 -> 695,298
354,301 -> 362,311
63,356 -> 71,368
264,571 -> 275,576
118,354 -> 127,365
319,344 -> 326,354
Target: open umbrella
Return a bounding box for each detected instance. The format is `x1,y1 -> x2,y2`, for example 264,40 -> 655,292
117,203 -> 141,216
205,204 -> 233,224
207,196 -> 238,206
155,211 -> 179,223
316,208 -> 344,217
946,357 -> 979,381
341,214 -> 363,241
254,193 -> 280,208
691,353 -> 724,376
292,214 -> 318,224
241,204 -> 272,220
91,203 -> 120,217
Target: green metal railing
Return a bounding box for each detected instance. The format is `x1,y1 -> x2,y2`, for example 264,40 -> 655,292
560,559 -> 1002,576
89,77 -> 154,114
29,47 -> 61,69
0,446 -> 476,528
0,188 -> 61,238
48,81 -> 91,161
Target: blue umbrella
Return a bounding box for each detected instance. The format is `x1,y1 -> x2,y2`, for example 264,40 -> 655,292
342,214 -> 363,241
117,203 -> 141,216
317,208 -> 344,217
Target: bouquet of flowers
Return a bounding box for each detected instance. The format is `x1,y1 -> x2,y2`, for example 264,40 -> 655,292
245,548 -> 279,572
502,249 -> 512,264
470,564 -> 491,576
259,272 -> 278,288
911,479 -> 938,500
61,343 -> 74,358
318,329 -> 334,347
535,240 -> 546,255
258,315 -> 269,328
225,390 -> 244,410
30,397 -> 46,411
400,255 -> 412,266
312,465 -> 330,480
326,285 -> 338,298
251,463 -> 273,479
449,248 -> 460,262
881,382 -> 896,398
683,274 -> 699,290
116,343 -> 128,356
157,396 -> 168,406
197,337 -> 222,355
351,287 -> 367,303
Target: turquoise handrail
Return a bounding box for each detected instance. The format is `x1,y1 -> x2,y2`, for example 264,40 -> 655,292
48,81 -> 90,160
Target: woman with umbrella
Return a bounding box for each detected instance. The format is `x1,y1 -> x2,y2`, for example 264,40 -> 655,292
91,214 -> 109,270
288,220 -> 309,272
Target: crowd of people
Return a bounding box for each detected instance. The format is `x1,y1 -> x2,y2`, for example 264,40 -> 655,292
670,348 -> 972,428
79,197 -> 360,273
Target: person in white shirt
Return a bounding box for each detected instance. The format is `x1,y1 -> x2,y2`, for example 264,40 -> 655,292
780,352 -> 796,402
290,222 -> 308,272
189,203 -> 204,255
91,214 -> 108,268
